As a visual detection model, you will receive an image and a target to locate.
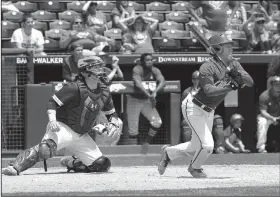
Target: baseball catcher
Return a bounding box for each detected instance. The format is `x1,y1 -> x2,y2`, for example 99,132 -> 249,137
2,56 -> 122,175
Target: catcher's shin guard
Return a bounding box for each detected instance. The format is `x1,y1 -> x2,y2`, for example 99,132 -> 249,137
10,139 -> 57,175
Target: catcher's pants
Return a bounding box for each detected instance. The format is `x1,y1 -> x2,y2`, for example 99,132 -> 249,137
43,121 -> 102,166
256,115 -> 273,150
126,95 -> 162,136
166,94 -> 214,169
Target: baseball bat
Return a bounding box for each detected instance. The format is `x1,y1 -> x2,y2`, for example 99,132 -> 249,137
186,22 -> 231,72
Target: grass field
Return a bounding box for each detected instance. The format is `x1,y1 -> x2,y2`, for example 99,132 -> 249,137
2,153 -> 280,196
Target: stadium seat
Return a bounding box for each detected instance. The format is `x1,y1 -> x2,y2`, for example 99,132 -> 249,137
166,11 -> 191,23
2,21 -> 20,38
2,39 -> 13,48
66,1 -> 86,13
141,11 -> 164,22
97,1 -> 115,11
31,11 -> 57,21
161,29 -> 189,39
58,11 -> 81,22
13,1 -> 38,12
171,1 -> 189,11
49,20 -> 71,30
153,37 -> 182,52
146,2 -> 170,11
33,21 -> 48,32
128,1 -> 145,11
45,29 -> 68,40
159,21 -> 184,31
104,28 -> 122,39
3,11 -> 24,23
39,1 -> 66,12
44,38 -> 59,50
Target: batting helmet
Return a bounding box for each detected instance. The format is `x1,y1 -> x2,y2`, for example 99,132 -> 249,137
208,34 -> 234,46
230,114 -> 244,124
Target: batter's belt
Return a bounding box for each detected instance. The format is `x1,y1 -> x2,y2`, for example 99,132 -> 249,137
192,98 -> 214,113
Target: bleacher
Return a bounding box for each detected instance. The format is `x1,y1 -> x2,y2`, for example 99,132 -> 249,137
2,0 -> 280,53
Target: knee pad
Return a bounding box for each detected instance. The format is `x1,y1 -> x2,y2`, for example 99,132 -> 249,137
38,139 -> 57,160
88,156 -> 111,172
150,117 -> 162,128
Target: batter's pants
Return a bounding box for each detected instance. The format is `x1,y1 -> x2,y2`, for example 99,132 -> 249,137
43,121 -> 102,166
166,94 -> 214,169
256,115 -> 273,150
126,95 -> 162,136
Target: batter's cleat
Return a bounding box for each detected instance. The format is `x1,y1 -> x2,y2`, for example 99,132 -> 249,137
188,165 -> 207,178
157,145 -> 171,175
140,142 -> 149,155
2,166 -> 18,176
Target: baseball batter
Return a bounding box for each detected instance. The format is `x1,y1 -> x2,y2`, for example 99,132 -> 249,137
158,34 -> 254,178
126,53 -> 166,154
2,56 -> 122,175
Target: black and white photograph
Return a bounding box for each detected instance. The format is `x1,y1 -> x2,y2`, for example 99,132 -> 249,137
1,0 -> 280,196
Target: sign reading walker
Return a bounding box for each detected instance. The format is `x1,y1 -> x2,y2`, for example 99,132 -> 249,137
16,57 -> 64,64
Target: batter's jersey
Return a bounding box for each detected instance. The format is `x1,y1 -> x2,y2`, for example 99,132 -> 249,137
259,89 -> 280,117
52,81 -> 115,134
132,65 -> 164,99
194,59 -> 247,109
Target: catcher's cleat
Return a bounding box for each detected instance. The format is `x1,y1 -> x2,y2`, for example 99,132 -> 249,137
2,166 -> 18,176
157,145 -> 170,175
140,142 -> 149,155
188,165 -> 207,178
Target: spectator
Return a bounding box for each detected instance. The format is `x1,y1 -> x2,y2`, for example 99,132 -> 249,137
267,56 -> 280,89
59,16 -> 115,52
11,13 -> 46,56
256,76 -> 280,153
82,1 -> 107,35
271,21 -> 280,54
111,1 -> 136,29
212,114 -> 226,154
227,1 -> 247,25
126,53 -> 165,154
242,9 -> 272,53
119,15 -> 159,54
181,70 -> 200,143
224,114 -> 250,153
187,1 -> 239,39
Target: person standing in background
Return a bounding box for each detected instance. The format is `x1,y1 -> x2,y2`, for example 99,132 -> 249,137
126,53 -> 166,154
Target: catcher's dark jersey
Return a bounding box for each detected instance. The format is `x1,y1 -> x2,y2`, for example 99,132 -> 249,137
132,65 -> 165,99
194,58 -> 248,109
52,80 -> 115,134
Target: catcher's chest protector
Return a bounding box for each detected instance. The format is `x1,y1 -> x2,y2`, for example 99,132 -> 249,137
58,82 -> 110,134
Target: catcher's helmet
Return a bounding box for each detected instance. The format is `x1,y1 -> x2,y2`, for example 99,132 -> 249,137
77,56 -> 104,73
208,34 -> 234,46
230,114 -> 244,124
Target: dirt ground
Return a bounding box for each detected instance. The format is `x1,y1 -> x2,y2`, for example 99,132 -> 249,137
2,165 -> 279,196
